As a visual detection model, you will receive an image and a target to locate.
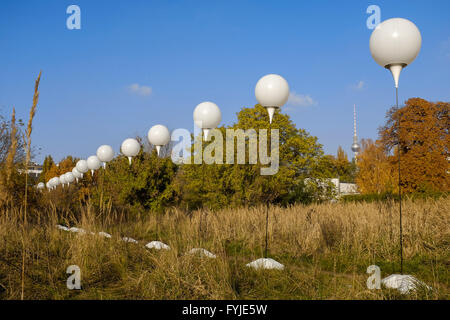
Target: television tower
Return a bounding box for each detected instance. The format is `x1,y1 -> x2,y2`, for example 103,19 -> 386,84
351,104 -> 360,161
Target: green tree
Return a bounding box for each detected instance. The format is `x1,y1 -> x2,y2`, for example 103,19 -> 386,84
99,146 -> 178,213
334,146 -> 357,183
176,105 -> 333,209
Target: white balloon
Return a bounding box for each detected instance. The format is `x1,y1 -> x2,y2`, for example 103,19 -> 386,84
121,138 -> 140,164
46,182 -> 51,189
59,174 -> 67,185
193,102 -> 222,129
37,182 -> 45,189
65,172 -> 75,183
369,18 -> 422,88
96,145 -> 114,163
50,177 -> 59,187
87,155 -> 102,171
148,125 -> 170,147
255,74 -> 290,108
72,167 -> 82,178
76,159 -> 89,174
370,18 -> 422,68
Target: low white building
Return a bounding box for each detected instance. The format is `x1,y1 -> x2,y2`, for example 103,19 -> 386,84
18,163 -> 43,179
331,178 -> 359,196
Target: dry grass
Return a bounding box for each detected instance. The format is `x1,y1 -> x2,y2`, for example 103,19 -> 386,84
20,71 -> 41,299
0,198 -> 448,300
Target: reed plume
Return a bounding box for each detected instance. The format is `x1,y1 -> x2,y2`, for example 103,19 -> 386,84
23,71 -> 41,222
21,71 -> 41,300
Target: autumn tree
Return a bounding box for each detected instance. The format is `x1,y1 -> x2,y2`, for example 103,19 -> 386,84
379,98 -> 449,193
44,156 -> 77,182
356,139 -> 395,194
40,155 -> 55,182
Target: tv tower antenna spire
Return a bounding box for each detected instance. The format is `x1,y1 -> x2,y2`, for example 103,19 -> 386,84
351,104 -> 361,161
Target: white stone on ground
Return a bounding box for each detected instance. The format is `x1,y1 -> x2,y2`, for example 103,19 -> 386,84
69,227 -> 86,234
145,241 -> 171,250
246,258 -> 284,270
188,248 -> 217,258
98,231 -> 112,238
56,225 -> 69,231
381,274 -> 431,294
122,237 -> 138,244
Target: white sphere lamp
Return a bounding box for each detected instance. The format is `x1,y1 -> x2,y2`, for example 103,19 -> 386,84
147,124 -> 170,156
255,74 -> 290,124
121,138 -> 141,165
87,155 -> 102,176
369,18 -> 422,88
65,172 -> 75,184
96,145 -> 114,169
59,174 -> 67,188
72,167 -> 82,182
193,101 -> 222,140
76,160 -> 89,178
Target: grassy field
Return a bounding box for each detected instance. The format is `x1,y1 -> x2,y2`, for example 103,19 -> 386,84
0,198 -> 448,300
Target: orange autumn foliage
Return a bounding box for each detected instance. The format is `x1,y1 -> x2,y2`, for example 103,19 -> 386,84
356,139 -> 396,194
357,98 -> 449,194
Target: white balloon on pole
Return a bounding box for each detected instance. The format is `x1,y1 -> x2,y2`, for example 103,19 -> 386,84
76,159 -> 89,177
37,182 -> 45,190
121,138 -> 140,165
53,177 -> 59,189
193,102 -> 222,140
255,74 -> 290,124
53,177 -> 61,187
50,177 -> 58,189
96,145 -> 114,168
87,155 -> 102,175
72,167 -> 82,182
60,174 -> 67,187
65,172 -> 75,183
148,125 -> 170,156
369,18 -> 422,87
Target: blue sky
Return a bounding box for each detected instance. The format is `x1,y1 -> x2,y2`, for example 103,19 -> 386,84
1,0 -> 449,163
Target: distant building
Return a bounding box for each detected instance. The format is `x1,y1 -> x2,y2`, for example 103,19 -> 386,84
18,162 -> 43,179
304,177 -> 359,199
330,178 -> 359,197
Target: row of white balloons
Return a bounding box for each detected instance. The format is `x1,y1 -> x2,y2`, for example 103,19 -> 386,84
35,73 -> 289,191
33,17 -> 422,193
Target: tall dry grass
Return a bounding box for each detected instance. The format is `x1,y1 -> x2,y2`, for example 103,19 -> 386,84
23,70 -> 41,224
0,197 -> 448,300
20,71 -> 41,300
